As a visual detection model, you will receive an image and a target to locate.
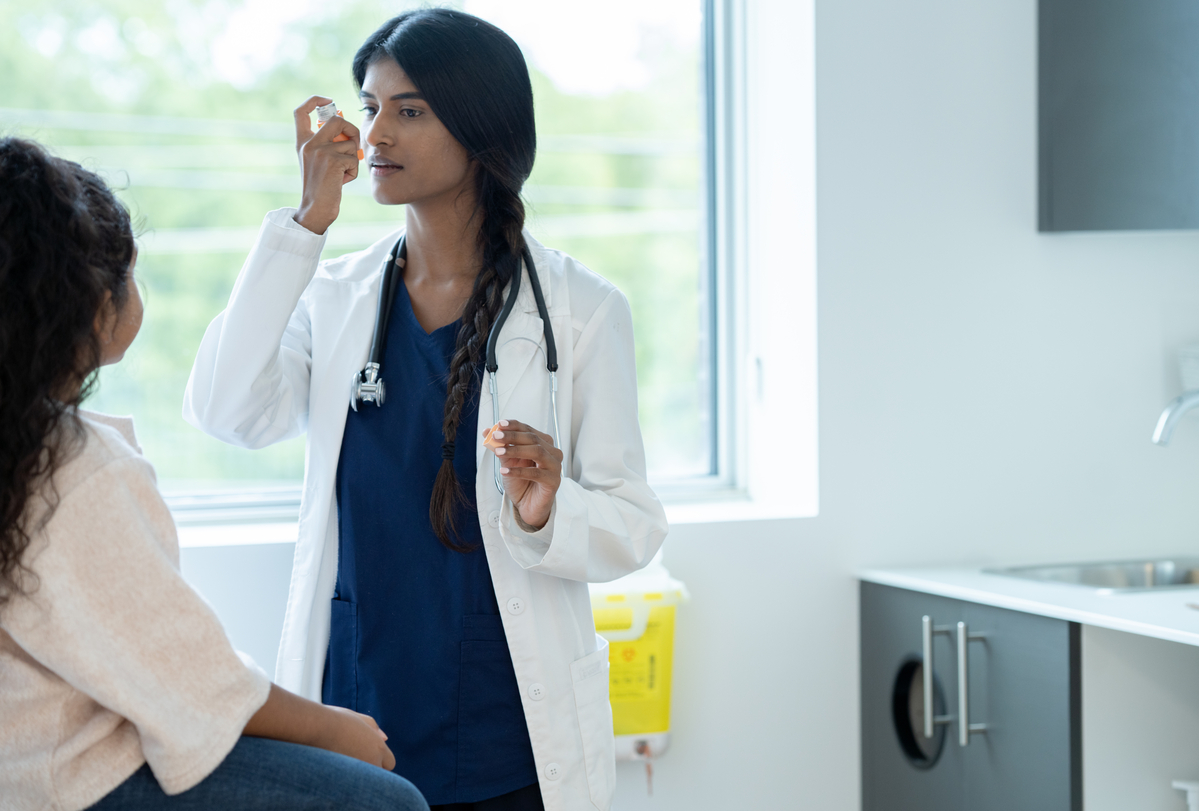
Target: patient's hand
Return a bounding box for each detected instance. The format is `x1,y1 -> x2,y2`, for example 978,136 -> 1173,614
244,684 -> 395,770
319,706 -> 396,771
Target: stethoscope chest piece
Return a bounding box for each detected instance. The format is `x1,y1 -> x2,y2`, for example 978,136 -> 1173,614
350,363 -> 385,411
350,236 -> 405,412
350,236 -> 559,495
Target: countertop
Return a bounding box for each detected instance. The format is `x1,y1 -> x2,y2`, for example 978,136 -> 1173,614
859,566 -> 1199,648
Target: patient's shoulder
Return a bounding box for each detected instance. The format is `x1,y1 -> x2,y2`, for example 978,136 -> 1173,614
44,411 -> 153,505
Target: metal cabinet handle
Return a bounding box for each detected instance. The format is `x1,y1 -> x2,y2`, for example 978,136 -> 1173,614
921,615 -> 955,738
956,621 -> 989,747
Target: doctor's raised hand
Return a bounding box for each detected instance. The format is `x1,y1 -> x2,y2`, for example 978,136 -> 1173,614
293,95 -> 361,235
484,419 -> 563,530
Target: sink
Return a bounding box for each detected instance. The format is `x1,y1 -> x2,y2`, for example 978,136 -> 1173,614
987,558 -> 1199,592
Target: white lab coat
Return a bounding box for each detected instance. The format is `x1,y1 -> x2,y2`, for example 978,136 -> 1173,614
183,208 -> 668,811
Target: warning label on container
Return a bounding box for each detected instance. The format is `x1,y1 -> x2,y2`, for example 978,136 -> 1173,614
606,605 -> 676,735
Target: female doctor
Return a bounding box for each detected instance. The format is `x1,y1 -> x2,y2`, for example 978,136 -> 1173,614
183,10 -> 667,811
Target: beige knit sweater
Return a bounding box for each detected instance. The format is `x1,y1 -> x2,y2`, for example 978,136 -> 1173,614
0,412 -> 271,811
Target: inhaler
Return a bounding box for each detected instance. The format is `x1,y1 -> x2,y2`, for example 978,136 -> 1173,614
316,102 -> 363,161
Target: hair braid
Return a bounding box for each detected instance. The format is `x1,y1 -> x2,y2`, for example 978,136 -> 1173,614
428,175 -> 526,549
355,9 -> 537,550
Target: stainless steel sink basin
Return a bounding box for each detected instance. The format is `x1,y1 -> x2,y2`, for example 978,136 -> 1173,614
987,558 -> 1199,591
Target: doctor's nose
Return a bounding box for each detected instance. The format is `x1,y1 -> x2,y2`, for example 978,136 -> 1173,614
363,118 -> 393,150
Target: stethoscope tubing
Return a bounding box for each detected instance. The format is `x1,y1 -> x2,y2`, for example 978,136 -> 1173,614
488,248 -> 559,495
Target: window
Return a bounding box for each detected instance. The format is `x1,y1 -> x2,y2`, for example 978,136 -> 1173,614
2,0 -> 725,516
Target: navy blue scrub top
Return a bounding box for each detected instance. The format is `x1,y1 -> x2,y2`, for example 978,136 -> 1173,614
323,279 -> 538,805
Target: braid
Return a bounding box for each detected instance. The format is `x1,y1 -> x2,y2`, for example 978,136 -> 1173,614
429,172 -> 527,550
355,9 -> 538,548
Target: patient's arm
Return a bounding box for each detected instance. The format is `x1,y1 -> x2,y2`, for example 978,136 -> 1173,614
244,683 -> 396,770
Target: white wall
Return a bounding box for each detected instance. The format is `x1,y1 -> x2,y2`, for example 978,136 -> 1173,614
619,0 -> 1199,807
181,542 -> 293,675
184,1 -> 1199,809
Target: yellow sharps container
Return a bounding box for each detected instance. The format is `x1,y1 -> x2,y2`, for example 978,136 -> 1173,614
589,557 -> 688,761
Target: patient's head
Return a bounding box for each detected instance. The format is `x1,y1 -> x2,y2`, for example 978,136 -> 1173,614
0,137 -> 139,606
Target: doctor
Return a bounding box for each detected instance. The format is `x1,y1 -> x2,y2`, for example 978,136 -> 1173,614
184,9 -> 667,811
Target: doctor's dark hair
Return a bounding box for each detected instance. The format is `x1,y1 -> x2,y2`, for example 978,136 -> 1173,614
354,9 -> 536,550
0,137 -> 135,607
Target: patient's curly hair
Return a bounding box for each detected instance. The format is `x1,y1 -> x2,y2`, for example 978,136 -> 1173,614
0,137 -> 134,608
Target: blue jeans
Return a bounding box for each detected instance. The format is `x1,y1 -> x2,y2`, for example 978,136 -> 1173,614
87,736 -> 429,811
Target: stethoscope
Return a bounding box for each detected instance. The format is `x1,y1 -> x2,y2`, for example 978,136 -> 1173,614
351,235 -> 560,494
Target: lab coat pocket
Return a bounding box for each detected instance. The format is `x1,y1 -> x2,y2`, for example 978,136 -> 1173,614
570,637 -> 614,811
325,598 -> 358,710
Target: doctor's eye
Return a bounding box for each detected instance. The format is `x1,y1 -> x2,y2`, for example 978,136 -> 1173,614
359,106 -> 377,117
400,108 -> 423,118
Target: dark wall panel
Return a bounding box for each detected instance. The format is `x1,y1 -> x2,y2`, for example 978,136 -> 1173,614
1040,0 -> 1199,231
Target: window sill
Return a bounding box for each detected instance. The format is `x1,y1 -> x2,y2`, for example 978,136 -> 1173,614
177,522 -> 298,549
175,492 -> 813,548
665,491 -> 815,525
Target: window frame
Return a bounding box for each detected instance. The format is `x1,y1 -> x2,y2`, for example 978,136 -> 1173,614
173,0 -> 824,535
3,0 -> 760,524
163,0 -> 752,523
648,0 -> 747,503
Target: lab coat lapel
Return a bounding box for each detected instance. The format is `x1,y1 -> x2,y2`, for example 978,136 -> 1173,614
284,269 -> 379,698
497,253 -> 554,416
476,259 -> 545,466
308,274 -> 381,471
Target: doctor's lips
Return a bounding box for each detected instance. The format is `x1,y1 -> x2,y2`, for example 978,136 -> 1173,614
370,158 -> 403,178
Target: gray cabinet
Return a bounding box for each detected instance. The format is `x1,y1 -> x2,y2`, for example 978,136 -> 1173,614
861,583 -> 1081,811
1040,0 -> 1199,231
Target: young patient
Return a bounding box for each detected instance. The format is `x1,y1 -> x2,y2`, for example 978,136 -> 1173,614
0,138 -> 429,811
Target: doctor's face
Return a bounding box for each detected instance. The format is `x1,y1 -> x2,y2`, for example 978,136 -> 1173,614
359,59 -> 474,208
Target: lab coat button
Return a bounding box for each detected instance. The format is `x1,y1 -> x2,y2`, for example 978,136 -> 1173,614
507,597 -> 525,615
545,762 -> 562,781
488,510 -> 500,527
528,682 -> 545,701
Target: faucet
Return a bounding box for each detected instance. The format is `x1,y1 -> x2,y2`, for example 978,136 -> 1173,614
1153,390 -> 1199,445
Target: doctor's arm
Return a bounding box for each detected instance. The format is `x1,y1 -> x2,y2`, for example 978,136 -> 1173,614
184,99 -> 360,447
182,210 -> 323,449
497,288 -> 668,582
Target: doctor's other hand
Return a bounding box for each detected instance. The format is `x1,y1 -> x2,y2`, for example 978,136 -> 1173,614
483,419 -> 562,531
317,706 -> 396,771
293,95 -> 361,235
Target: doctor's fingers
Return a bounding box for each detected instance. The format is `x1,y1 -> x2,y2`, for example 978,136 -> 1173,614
294,95 -> 334,150
500,464 -> 560,483
301,134 -> 360,165
495,441 -> 563,470
302,146 -> 359,182
307,114 -> 361,150
489,420 -> 553,445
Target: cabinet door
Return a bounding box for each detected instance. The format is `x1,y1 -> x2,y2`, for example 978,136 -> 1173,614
1040,0 -> 1199,230
861,583 -> 966,811
961,601 -> 1081,811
